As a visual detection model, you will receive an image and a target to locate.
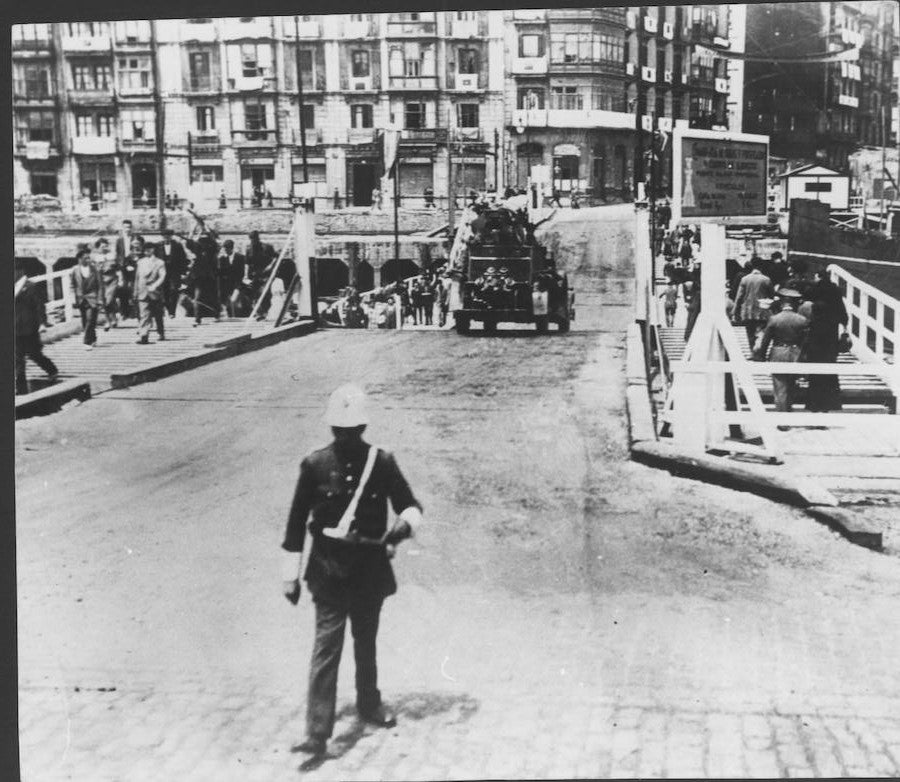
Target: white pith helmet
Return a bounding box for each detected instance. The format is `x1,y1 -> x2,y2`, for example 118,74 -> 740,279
324,383 -> 369,427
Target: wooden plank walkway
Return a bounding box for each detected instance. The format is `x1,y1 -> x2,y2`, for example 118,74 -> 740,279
657,326 -> 896,411
17,316 -> 313,397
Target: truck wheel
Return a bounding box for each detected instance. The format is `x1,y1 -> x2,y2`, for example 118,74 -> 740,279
483,319 -> 497,334
535,317 -> 548,334
455,316 -> 470,335
558,317 -> 570,333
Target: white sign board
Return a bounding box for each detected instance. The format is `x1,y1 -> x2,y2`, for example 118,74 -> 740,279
672,127 -> 769,226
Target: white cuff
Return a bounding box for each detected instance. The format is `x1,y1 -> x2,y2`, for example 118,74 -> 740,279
280,550 -> 301,581
399,506 -> 424,536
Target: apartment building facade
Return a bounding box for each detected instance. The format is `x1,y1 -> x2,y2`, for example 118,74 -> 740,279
505,5 -> 731,201
743,1 -> 897,173
13,13 -> 507,211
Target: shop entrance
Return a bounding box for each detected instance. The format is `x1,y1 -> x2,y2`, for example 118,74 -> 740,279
351,163 -> 377,207
131,163 -> 157,208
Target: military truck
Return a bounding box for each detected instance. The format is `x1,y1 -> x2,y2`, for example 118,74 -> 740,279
451,206 -> 573,335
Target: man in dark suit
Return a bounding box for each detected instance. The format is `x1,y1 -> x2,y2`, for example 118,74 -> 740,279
114,219 -> 134,266
15,258 -> 58,394
155,228 -> 189,317
219,239 -> 248,317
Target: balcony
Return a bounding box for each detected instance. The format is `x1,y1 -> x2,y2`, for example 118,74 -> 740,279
61,35 -> 112,54
386,21 -> 437,38
399,128 -> 448,145
449,20 -> 480,38
456,127 -> 483,142
294,20 -> 321,38
227,74 -> 269,92
513,10 -> 545,22
346,127 -> 377,144
512,56 -> 548,76
15,140 -> 60,159
453,73 -> 481,91
550,57 -> 622,75
549,108 -> 634,129
388,75 -> 438,91
68,88 -> 116,106
293,127 -> 323,147
12,38 -> 52,53
232,128 -> 277,147
117,81 -> 154,98
345,74 -> 374,92
184,75 -> 220,93
189,130 -> 222,155
72,136 -> 117,155
118,137 -> 157,153
512,108 -> 548,128
181,22 -> 218,43
342,20 -> 377,38
13,81 -> 55,102
222,18 -> 273,40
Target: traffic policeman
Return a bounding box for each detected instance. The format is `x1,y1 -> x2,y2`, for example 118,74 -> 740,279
281,384 -> 423,756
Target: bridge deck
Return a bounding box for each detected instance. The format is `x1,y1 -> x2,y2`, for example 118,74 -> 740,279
657,326 -> 896,412
18,316 -> 313,398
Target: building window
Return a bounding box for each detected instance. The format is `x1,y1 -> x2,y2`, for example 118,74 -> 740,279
115,20 -> 150,41
72,63 -> 112,91
75,115 -> 93,137
301,104 -> 315,129
518,88 -> 545,110
13,23 -> 51,42
241,44 -> 260,77
298,49 -> 316,90
67,22 -> 109,37
458,48 -> 478,74
121,109 -> 155,141
404,58 -> 422,77
16,111 -> 56,144
351,50 -> 370,78
31,170 -> 57,196
404,102 -> 426,129
551,87 -> 582,111
196,106 -> 215,131
189,52 -> 211,90
117,57 -> 151,91
97,114 -> 114,136
191,166 -> 224,183
596,33 -> 623,64
519,34 -> 545,58
244,103 -> 267,133
553,155 -> 580,181
457,103 -> 479,127
16,64 -> 52,99
351,104 -> 373,128
455,10 -> 476,21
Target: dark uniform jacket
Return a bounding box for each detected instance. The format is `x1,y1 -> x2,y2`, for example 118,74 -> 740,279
155,239 -> 188,285
757,309 -> 809,357
15,279 -> 47,337
282,442 -> 421,606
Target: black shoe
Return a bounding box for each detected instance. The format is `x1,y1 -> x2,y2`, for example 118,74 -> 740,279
158,335 -> 166,341
358,705 -> 396,728
291,736 -> 326,755
136,337 -> 149,344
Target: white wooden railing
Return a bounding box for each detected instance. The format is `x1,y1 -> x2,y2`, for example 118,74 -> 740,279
29,269 -> 77,325
829,264 -> 900,396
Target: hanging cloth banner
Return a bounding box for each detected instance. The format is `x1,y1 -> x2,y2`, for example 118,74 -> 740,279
694,43 -> 860,64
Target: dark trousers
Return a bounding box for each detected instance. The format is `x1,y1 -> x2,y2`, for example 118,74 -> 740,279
164,279 -> 181,317
79,302 -> 99,345
306,596 -> 383,740
15,334 -> 58,394
138,298 -> 165,339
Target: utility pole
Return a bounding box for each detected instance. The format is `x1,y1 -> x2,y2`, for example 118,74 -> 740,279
150,20 -> 166,229
493,128 -> 499,192
294,15 -> 309,186
394,155 -> 401,284
880,101 -> 887,233
447,135 -> 454,235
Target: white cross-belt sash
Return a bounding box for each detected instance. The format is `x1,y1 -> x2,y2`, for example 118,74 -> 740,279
322,446 -> 378,540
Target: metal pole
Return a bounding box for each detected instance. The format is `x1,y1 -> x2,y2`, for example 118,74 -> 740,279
294,15 -> 309,184
150,20 -> 166,229
493,128 -> 499,192
447,136 -> 454,235
394,158 -> 400,285
650,111 -> 657,283
880,102 -> 886,233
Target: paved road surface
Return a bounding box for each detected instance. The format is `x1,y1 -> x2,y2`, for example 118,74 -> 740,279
15,225 -> 900,779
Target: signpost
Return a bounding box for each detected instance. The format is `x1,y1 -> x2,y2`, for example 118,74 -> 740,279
671,127 -> 769,226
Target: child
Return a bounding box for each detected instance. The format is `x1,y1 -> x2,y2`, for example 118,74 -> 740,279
659,280 -> 680,327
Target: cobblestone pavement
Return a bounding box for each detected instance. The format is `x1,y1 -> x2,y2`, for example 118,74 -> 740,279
15,255 -> 900,779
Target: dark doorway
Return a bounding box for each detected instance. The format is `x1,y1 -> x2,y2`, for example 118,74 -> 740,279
614,145 -> 628,198
131,163 -> 157,209
380,258 -> 420,287
351,163 -> 377,207
357,261 -> 374,292
315,258 -> 349,297
592,156 -> 606,201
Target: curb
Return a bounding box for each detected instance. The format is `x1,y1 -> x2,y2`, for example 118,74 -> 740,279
625,320 -> 883,552
15,379 -> 92,420
109,319 -> 317,390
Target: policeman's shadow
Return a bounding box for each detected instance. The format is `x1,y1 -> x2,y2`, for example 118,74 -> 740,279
296,692 -> 479,772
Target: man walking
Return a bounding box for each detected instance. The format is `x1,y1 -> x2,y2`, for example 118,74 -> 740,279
753,289 -> 808,414
134,241 -> 167,344
219,239 -> 248,317
70,246 -> 105,350
15,259 -> 58,395
155,228 -> 188,317
281,384 -> 423,757
732,256 -> 774,349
